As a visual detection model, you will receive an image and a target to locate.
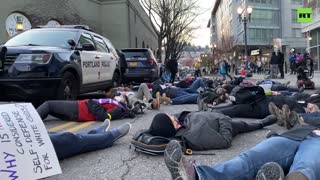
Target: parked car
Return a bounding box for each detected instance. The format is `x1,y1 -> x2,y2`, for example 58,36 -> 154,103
0,25 -> 121,104
121,48 -> 159,83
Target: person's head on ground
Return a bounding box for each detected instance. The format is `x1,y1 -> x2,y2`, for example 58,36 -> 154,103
307,103 -> 319,112
149,113 -> 179,137
222,84 -> 233,94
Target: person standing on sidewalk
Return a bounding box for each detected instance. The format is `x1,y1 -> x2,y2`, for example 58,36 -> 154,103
278,50 -> 285,79
166,59 -> 178,84
269,51 -> 279,78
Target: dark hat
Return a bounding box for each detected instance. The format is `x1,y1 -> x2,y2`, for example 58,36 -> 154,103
149,113 -> 176,137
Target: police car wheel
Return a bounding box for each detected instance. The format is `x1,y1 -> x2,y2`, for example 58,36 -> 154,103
112,72 -> 121,87
58,71 -> 78,100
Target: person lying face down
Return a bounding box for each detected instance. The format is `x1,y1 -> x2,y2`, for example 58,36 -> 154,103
148,112 -> 276,150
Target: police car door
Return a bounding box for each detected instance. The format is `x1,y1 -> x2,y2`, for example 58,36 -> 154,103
78,33 -> 100,84
104,41 -> 117,80
93,36 -> 110,82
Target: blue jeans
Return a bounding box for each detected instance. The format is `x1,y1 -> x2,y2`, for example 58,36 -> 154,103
189,78 -> 207,92
195,136 -> 320,180
171,93 -> 199,105
50,125 -> 116,160
301,112 -> 320,127
220,74 -> 226,81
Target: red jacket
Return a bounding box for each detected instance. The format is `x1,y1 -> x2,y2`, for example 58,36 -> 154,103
77,100 -> 118,122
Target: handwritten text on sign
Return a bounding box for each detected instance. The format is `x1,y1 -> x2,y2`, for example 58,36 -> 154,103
0,103 -> 61,180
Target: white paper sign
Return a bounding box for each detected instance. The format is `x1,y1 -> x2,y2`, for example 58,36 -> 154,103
0,103 -> 61,180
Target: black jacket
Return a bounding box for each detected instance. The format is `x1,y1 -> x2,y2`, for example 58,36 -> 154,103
278,52 -> 284,64
175,111 -> 233,150
279,125 -> 316,141
270,53 -> 278,65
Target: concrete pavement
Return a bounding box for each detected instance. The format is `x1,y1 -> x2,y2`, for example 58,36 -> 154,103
1,72 -> 316,179
44,72 -> 319,180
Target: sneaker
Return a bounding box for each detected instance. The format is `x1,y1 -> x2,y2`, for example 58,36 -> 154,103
256,162 -> 285,180
268,102 -> 284,126
286,171 -> 308,180
281,105 -> 290,129
261,115 -> 277,127
112,123 -> 132,142
101,118 -> 111,132
286,111 -> 300,129
164,140 -> 196,180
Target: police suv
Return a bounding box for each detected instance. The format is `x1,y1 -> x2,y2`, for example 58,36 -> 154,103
0,25 -> 121,103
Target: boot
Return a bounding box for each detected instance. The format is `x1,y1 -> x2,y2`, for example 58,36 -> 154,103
261,115 -> 277,127
268,102 -> 284,126
161,93 -> 171,105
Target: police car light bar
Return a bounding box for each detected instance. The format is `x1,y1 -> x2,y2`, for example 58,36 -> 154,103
37,25 -> 92,31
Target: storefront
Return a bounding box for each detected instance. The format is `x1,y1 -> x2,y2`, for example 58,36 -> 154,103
307,28 -> 320,71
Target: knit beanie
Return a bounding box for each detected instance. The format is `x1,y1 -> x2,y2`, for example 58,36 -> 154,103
149,113 -> 176,137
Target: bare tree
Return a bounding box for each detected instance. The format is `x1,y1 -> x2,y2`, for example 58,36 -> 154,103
140,0 -> 200,63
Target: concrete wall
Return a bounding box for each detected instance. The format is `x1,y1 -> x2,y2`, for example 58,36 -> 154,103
127,0 -> 158,52
100,0 -> 129,48
0,0 -> 101,44
0,0 -> 158,50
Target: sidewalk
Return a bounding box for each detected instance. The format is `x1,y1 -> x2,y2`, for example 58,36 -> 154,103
249,73 -> 320,89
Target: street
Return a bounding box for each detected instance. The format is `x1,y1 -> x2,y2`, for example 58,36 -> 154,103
41,73 -> 317,180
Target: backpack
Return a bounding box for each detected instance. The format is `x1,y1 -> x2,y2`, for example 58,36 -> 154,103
230,85 -> 265,105
130,130 -> 181,156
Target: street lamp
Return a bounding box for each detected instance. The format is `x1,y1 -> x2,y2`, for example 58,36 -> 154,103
237,6 -> 253,63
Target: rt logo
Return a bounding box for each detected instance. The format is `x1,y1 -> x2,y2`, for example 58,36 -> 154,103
298,8 -> 312,23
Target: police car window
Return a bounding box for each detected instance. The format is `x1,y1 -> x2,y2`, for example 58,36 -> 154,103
78,33 -> 95,48
5,30 -> 77,48
93,36 -> 109,53
104,40 -> 116,56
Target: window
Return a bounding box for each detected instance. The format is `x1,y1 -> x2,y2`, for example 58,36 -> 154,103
94,36 -> 109,53
292,10 -> 297,23
291,0 -> 302,5
78,33 -> 95,49
135,37 -> 138,48
292,28 -> 302,37
251,9 -> 279,26
5,30 -> 77,48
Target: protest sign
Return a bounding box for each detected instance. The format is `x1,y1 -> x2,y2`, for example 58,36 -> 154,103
0,103 -> 61,180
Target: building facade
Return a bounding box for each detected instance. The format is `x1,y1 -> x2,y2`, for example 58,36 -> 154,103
301,0 -> 320,70
209,0 -> 307,68
0,0 -> 158,51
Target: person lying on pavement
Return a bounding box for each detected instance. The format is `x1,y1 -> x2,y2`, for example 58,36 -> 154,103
147,111 -> 276,151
